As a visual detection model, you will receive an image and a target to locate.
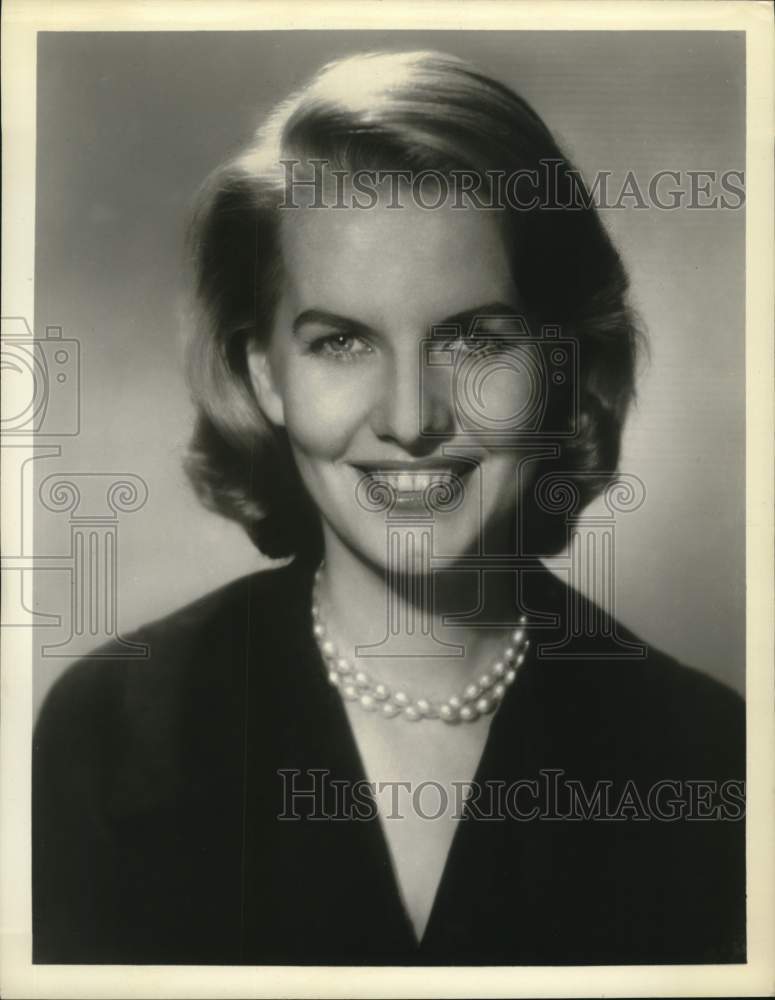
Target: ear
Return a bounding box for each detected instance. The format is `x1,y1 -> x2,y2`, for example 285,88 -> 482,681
246,338 -> 286,428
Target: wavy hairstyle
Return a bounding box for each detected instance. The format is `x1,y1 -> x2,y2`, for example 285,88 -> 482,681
184,50 -> 642,563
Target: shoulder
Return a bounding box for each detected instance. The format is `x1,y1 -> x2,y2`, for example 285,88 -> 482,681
525,567 -> 745,776
33,560 -> 312,793
595,645 -> 744,775
39,560 -> 302,697
536,564 -> 743,703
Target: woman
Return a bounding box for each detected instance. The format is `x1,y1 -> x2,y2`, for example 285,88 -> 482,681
33,51 -> 745,965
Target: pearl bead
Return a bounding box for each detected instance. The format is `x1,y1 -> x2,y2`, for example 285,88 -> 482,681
310,562 -> 529,725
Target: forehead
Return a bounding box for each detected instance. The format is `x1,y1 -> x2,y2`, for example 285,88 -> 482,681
278,195 -> 516,322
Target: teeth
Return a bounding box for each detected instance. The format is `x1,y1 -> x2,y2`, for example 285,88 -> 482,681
363,471 -> 459,493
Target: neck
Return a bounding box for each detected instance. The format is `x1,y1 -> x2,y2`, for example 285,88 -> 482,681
317,526 -> 523,692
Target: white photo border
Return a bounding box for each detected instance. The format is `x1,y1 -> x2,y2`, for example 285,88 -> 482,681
1,1 -> 773,997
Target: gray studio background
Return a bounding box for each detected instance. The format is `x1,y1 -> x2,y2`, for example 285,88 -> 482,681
33,31 -> 745,716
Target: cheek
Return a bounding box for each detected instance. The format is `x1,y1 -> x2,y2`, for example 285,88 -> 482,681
281,363 -> 374,460
454,354 -> 538,432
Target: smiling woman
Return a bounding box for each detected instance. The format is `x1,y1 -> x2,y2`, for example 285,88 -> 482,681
32,50 -> 745,966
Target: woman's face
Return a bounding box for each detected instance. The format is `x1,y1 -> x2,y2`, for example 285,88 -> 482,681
249,191 -> 538,573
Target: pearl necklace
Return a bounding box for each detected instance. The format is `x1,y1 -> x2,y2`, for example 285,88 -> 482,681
311,566 -> 530,723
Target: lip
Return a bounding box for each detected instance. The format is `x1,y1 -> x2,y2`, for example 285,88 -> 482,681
350,463 -> 474,490
348,460 -> 476,509
350,458 -> 478,475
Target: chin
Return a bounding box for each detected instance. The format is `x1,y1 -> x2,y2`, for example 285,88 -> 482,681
334,514 -> 491,577
317,470 -> 519,574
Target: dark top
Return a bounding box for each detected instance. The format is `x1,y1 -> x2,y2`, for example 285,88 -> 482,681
32,559 -> 746,966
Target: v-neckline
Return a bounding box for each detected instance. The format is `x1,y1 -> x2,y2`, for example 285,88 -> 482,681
264,557 -> 556,955
339,706 -> 505,947
300,609 -> 536,949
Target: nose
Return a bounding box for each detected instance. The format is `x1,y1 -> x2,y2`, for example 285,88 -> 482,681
370,342 -> 455,451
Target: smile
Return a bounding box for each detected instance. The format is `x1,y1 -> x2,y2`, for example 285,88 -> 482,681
364,471 -> 459,492
350,463 -> 475,507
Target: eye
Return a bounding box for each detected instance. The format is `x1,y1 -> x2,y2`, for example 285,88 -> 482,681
309,332 -> 373,361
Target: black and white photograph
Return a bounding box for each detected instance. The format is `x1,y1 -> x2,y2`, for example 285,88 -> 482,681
1,1 -> 773,997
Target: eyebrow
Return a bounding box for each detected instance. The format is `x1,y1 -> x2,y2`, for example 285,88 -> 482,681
438,302 -> 523,335
292,309 -> 371,337
292,301 -> 522,337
